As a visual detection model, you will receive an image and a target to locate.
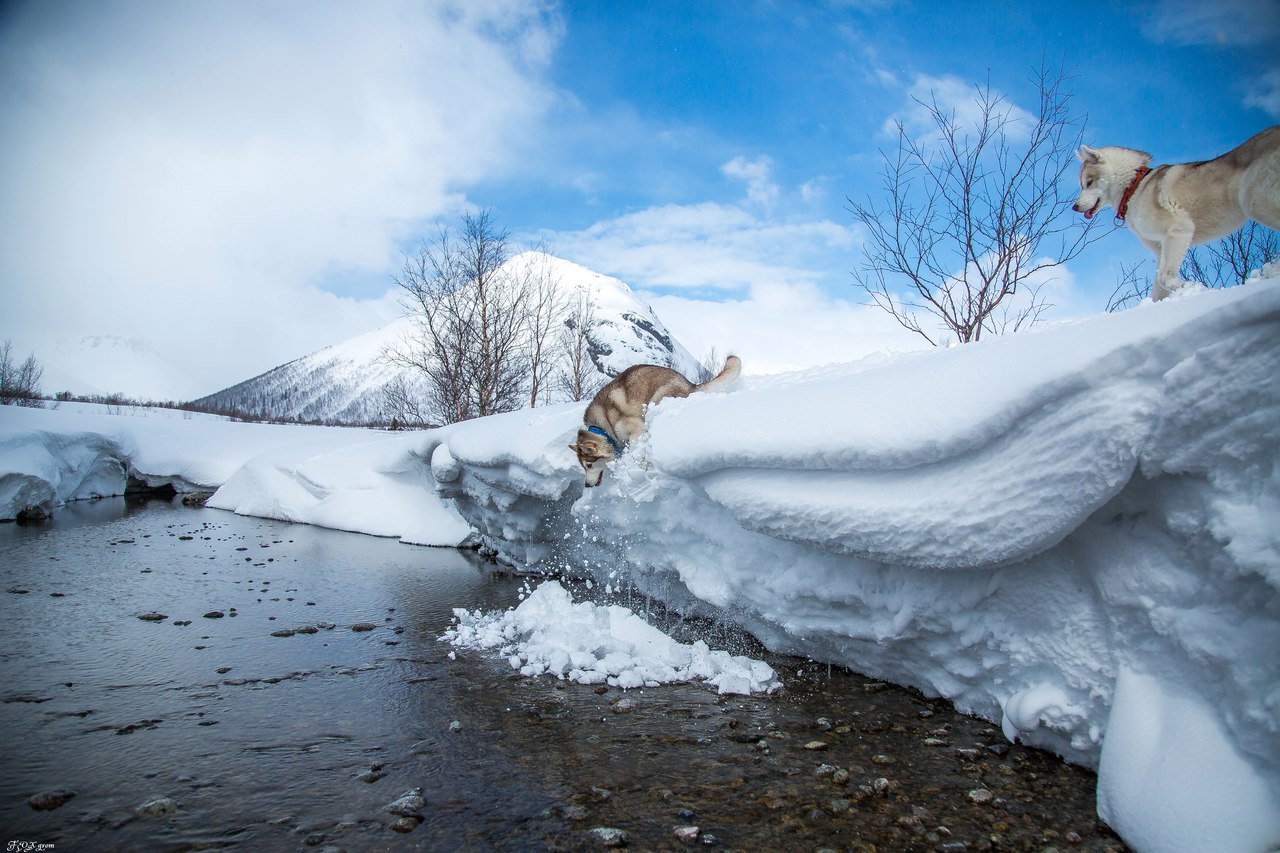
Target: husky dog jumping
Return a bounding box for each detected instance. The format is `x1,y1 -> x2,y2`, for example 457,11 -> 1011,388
570,355 -> 741,488
1073,126 -> 1280,301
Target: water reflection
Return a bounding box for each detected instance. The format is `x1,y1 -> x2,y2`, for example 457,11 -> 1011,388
1,499 -> 533,850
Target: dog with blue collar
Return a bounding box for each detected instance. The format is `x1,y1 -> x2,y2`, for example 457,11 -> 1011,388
569,355 -> 741,488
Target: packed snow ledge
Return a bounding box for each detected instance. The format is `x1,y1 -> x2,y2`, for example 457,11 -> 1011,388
2,277 -> 1278,852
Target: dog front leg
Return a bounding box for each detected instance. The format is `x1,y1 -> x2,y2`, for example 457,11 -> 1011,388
1152,217 -> 1194,301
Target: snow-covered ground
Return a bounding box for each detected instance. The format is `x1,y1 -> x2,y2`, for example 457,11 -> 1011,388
3,277 -> 1279,852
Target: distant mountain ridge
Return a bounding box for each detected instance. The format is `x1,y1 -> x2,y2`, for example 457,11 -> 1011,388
191,253 -> 701,425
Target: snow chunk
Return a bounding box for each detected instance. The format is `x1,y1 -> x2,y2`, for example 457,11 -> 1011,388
442,580 -> 779,695
1001,683 -> 1085,743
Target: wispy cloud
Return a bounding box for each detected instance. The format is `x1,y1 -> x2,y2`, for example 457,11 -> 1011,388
549,203 -> 858,295
885,73 -> 1037,147
720,155 -> 780,209
1245,69 -> 1280,119
1140,0 -> 1280,47
648,283 -> 925,375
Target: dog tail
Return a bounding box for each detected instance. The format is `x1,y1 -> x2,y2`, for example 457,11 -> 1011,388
695,354 -> 741,394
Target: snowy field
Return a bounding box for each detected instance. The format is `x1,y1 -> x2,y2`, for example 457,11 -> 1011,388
3,276 -> 1279,852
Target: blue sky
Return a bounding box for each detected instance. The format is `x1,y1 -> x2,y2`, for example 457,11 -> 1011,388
1,0 -> 1277,398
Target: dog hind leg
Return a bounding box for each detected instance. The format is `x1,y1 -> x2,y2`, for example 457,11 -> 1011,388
1240,152 -> 1280,230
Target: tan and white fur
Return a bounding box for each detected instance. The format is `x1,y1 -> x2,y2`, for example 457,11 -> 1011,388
1073,126 -> 1280,301
570,355 -> 741,487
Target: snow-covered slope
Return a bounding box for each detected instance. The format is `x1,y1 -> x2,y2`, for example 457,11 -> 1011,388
189,318 -> 413,425
191,252 -> 701,424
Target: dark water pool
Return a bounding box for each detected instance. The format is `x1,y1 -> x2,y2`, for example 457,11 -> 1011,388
1,498 -> 1125,852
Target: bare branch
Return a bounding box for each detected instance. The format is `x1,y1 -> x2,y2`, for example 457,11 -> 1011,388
850,61 -> 1101,344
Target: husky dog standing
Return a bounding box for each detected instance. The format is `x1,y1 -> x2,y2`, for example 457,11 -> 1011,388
569,355 -> 741,488
1073,126 -> 1280,301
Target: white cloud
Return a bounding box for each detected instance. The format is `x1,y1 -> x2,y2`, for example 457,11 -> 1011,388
720,155 -> 780,209
538,150 -> 853,298
0,0 -> 561,398
1245,69 -> 1280,119
550,201 -> 859,294
885,73 -> 1037,147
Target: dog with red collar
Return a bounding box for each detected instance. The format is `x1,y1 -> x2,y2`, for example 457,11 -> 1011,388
1073,126 -> 1279,301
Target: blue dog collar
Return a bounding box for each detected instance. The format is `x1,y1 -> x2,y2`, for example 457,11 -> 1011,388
587,425 -> 623,454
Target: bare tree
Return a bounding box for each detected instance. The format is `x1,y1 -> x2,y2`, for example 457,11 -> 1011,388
386,212 -> 579,423
517,245 -> 568,408
553,288 -> 607,403
386,210 -> 532,423
849,64 -> 1098,345
0,339 -> 44,407
387,231 -> 476,424
1107,222 -> 1280,311
379,373 -> 432,429
1183,221 -> 1279,291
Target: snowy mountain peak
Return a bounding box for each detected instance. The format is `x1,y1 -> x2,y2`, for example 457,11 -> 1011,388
191,253 -> 700,425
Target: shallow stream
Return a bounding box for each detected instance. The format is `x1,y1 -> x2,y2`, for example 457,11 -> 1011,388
1,498 -> 1125,851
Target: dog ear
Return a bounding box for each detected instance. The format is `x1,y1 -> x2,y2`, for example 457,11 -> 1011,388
1076,145 -> 1101,165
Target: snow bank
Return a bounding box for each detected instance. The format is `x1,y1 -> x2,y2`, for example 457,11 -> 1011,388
0,404 -> 471,546
443,579 -> 779,695
433,278 -> 1280,853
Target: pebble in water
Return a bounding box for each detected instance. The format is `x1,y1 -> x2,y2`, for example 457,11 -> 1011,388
673,825 -> 700,844
390,815 -> 422,833
967,787 -> 994,805
383,787 -> 425,817
136,796 -> 178,818
27,790 -> 75,811
588,826 -> 628,847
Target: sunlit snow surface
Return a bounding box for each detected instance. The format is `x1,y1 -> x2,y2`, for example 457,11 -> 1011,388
3,276 -> 1279,852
